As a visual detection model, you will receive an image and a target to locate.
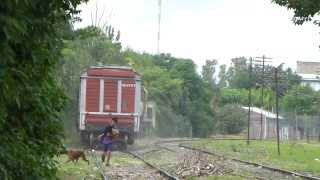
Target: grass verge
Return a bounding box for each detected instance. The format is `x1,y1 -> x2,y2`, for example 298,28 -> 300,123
191,139 -> 320,176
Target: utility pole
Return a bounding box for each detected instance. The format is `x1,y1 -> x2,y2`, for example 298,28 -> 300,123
263,63 -> 289,155
247,58 -> 253,145
157,0 -> 162,54
275,67 -> 280,155
255,55 -> 272,140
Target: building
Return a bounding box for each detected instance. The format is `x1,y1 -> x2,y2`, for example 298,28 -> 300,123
296,61 -> 320,91
242,107 -> 288,140
297,61 -> 320,74
297,73 -> 320,91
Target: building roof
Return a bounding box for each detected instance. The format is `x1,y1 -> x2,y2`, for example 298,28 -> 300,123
297,60 -> 320,64
242,107 -> 283,119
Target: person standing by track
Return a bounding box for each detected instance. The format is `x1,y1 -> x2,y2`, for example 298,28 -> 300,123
99,117 -> 118,166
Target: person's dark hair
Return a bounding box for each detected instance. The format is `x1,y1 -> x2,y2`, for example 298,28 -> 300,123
112,117 -> 118,123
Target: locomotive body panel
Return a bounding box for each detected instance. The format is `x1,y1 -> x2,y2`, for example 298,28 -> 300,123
79,66 -> 143,146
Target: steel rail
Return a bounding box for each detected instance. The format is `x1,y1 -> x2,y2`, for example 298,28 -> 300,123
125,150 -> 179,180
179,144 -> 320,180
89,150 -> 109,180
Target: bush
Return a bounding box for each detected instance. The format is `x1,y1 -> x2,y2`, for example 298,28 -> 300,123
216,104 -> 246,134
0,1 -> 85,179
156,105 -> 192,137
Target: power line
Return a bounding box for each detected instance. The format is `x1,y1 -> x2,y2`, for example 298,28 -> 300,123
260,64 -> 282,155
248,56 -> 281,155
255,55 -> 272,140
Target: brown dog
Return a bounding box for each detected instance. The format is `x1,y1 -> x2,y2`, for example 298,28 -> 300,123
62,149 -> 89,164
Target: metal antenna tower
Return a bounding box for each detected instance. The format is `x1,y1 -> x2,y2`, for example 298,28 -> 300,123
157,0 -> 162,54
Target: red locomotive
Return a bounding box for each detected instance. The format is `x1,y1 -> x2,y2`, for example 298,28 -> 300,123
78,66 -> 144,149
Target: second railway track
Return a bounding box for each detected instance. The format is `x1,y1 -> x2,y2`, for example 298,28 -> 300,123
179,143 -> 320,180
154,139 -> 320,180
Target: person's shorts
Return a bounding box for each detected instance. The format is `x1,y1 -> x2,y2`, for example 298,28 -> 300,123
103,143 -> 112,152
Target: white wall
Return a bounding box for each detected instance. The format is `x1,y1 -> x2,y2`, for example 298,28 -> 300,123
301,81 -> 320,91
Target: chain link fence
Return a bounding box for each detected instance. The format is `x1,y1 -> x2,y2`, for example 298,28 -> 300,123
279,108 -> 320,141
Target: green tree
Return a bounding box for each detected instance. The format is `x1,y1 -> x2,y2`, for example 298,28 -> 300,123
282,85 -> 317,115
263,65 -> 301,96
251,87 -> 275,110
57,26 -> 125,137
282,84 -> 319,140
227,57 -> 252,88
169,58 -> 215,136
218,64 -> 228,88
216,104 -> 247,134
273,0 -> 320,25
156,105 -> 191,137
220,88 -> 249,105
122,51 -> 188,136
0,0 -> 86,179
202,59 -> 218,86
125,52 -> 215,137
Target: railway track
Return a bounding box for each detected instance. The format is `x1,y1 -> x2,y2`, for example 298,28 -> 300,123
85,146 -> 178,180
177,142 -> 320,180
154,139 -> 266,179
81,138 -> 320,179
125,150 -> 179,180
88,150 -> 109,180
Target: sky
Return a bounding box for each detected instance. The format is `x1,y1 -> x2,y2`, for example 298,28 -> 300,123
75,0 -> 320,71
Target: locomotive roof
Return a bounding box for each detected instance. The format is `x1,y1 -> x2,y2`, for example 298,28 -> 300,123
81,65 -> 141,79
90,65 -> 133,70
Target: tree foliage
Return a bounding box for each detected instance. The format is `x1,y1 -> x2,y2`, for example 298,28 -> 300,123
282,85 -> 319,115
227,57 -> 254,88
226,57 -> 300,93
218,64 -> 228,88
57,26 -> 125,136
126,52 -> 215,137
0,0 -> 86,179
216,104 -> 247,134
202,59 -> 218,86
273,0 -> 320,25
58,28 -> 216,138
